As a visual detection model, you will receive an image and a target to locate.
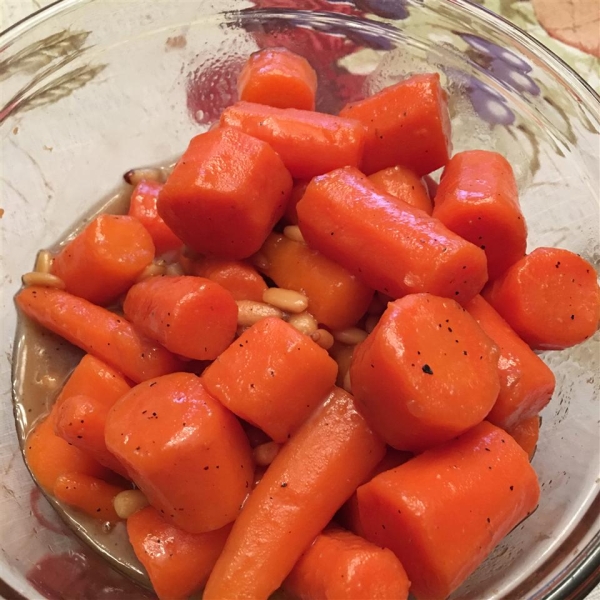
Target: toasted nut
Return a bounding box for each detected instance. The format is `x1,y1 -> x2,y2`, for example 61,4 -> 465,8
333,327 -> 368,345
237,300 -> 284,327
165,262 -> 185,277
113,490 -> 149,520
287,311 -> 318,336
251,252 -> 270,271
253,442 -> 281,467
263,288 -> 308,314
34,250 -> 53,274
22,272 -> 65,289
365,314 -> 379,334
342,370 -> 352,394
311,328 -> 334,350
332,344 -> 354,387
123,167 -> 164,186
136,261 -> 167,282
283,225 -> 305,244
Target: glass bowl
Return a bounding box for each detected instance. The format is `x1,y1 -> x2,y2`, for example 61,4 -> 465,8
1,0 -> 598,598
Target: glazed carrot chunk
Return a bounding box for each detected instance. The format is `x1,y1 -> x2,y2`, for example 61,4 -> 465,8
238,47 -> 317,110
284,526 -> 410,600
128,180 -> 182,255
258,233 -> 374,330
433,150 -> 527,280
506,416 -> 540,461
339,73 -> 451,176
51,214 -> 155,306
220,102 -> 366,180
283,180 -> 309,225
123,276 -> 238,360
203,387 -> 385,600
105,373 -> 254,534
465,295 -> 555,429
350,294 -> 500,452
128,507 -> 231,600
297,167 -> 488,302
483,247 -> 600,349
202,317 -> 337,443
357,421 -> 540,600
368,165 -> 433,215
16,287 -> 183,383
157,127 -> 292,259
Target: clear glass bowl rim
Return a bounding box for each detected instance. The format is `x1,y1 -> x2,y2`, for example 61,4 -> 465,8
1,1 -> 598,599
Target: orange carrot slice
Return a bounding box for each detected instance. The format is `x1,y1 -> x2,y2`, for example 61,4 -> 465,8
368,165 -> 432,215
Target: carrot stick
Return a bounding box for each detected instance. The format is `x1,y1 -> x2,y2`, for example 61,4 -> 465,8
339,73 -> 451,176
433,150 -> 527,280
465,295 -> 555,429
157,127 -> 292,259
123,276 -> 238,360
350,294 -> 500,452
53,472 -> 126,522
128,180 -> 183,255
296,167 -> 488,302
284,180 -> 309,225
105,372 -> 254,533
219,101 -> 366,180
368,165 -> 433,215
202,317 -> 337,443
357,421 -> 540,600
284,525 -> 410,600
238,47 -> 317,111
191,257 -> 267,302
203,387 -> 386,600
127,506 -> 231,600
506,416 -> 541,461
16,287 -> 183,383
258,233 -> 374,330
51,214 -> 155,306
483,247 -> 600,349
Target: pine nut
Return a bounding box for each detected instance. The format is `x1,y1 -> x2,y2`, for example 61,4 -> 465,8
237,301 -> 283,327
136,261 -> 166,282
22,272 -> 65,289
34,250 -> 53,274
311,329 -> 334,350
165,262 -> 185,277
288,311 -> 318,336
253,442 -> 281,467
263,288 -> 308,314
251,252 -> 270,271
283,225 -> 305,244
365,314 -> 379,334
123,167 -> 164,186
342,370 -> 353,394
333,327 -> 368,345
332,344 -> 354,387
113,490 -> 149,520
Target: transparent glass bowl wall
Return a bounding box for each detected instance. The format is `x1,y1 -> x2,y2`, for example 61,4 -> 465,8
0,0 -> 598,598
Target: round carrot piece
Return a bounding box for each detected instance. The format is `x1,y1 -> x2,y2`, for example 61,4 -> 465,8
52,214 -> 155,306
368,165 -> 433,215
350,293 -> 501,452
483,247 -> 600,349
123,276 -> 238,360
238,47 -> 317,111
105,373 -> 254,534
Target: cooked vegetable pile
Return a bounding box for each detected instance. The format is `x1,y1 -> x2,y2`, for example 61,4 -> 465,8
17,46 -> 599,600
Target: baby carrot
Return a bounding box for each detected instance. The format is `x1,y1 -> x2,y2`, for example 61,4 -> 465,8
506,416 -> 541,461
157,127 -> 292,259
53,472 -> 125,522
297,167 -> 488,302
202,317 -> 337,443
368,165 -> 433,215
433,150 -> 527,280
238,47 -> 317,110
203,387 -> 386,600
284,526 -> 410,600
123,276 -> 238,360
258,233 -> 374,330
220,101 -> 366,180
465,295 -> 555,429
483,247 -> 600,349
284,180 -> 309,225
16,287 -> 183,383
357,421 -> 540,600
128,507 -> 231,600
128,180 -> 182,255
350,294 -> 500,452
339,73 -> 451,175
105,373 -> 254,533
51,214 -> 155,306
